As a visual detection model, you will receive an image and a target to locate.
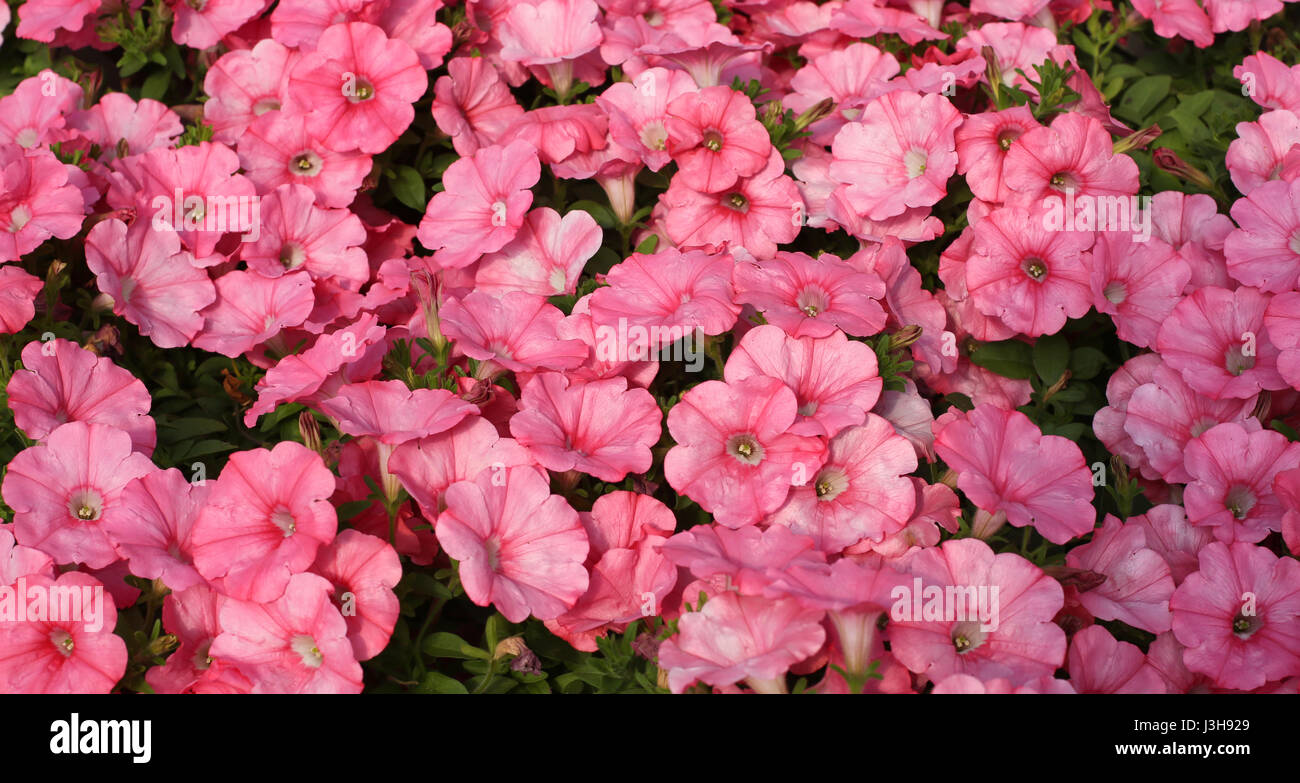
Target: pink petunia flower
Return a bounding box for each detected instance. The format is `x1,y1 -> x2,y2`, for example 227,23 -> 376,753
829,90 -> 961,221
1067,624 -> 1167,693
664,85 -> 771,194
664,377 -> 827,528
0,571 -> 127,694
1224,177 -> 1300,293
509,372 -> 662,482
0,267 -> 44,334
732,250 -> 887,338
966,205 -> 1094,337
6,337 -> 156,454
1,422 -> 155,569
497,0 -> 605,97
417,141 -> 541,269
238,111 -> 372,209
309,529 -> 401,661
1090,231 -> 1188,349
84,219 -> 217,349
67,92 -> 182,163
171,0 -> 266,50
933,404 -> 1095,544
1170,541 -> 1300,690
955,105 -> 1040,204
1149,191 -> 1234,292
147,584 -> 252,694
15,0 -> 102,43
596,66 -> 697,171
388,415 -> 534,526
432,57 -> 525,157
1065,515 -> 1175,633
106,141 -> 257,262
242,184 -> 369,283
212,572 -> 363,693
724,324 -> 882,439
0,69 -> 82,149
1225,110 -> 1300,196
1119,358 -> 1254,484
662,148 -> 803,259
0,526 -> 55,586
784,42 -> 901,146
436,466 -> 590,622
658,590 -> 826,693
1001,111 -> 1139,209
587,246 -> 740,351
190,442 -> 338,603
1235,52 -> 1300,114
1131,0 -> 1214,47
193,270 -> 315,357
243,314 -> 389,426
202,39 -> 298,144
475,207 -> 602,297
887,538 -> 1067,685
287,22 -> 428,155
1155,285 -> 1286,400
544,491 -> 677,651
105,468 -> 210,594
767,415 -> 918,553
1182,421 -> 1300,544
0,145 -> 85,262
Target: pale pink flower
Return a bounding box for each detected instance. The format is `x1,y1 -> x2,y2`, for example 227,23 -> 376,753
212,572 -> 363,693
287,22 -> 427,154
0,572 -> 127,694
1,422 -> 154,569
417,141 -> 541,269
934,404 -> 1095,545
437,466 -> 589,622
724,324 -> 882,439
1170,541 -> 1300,690
106,468 -> 210,594
664,377 -> 827,528
509,372 -> 662,482
6,337 -> 155,453
658,590 -> 826,693
191,442 -> 338,603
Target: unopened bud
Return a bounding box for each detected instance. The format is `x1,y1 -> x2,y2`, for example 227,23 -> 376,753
299,411 -> 323,455
1112,123 -> 1161,155
1152,148 -> 1215,191
792,97 -> 835,133
890,324 -> 923,351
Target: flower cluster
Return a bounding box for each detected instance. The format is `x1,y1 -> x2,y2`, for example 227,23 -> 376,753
2,0 -> 1300,695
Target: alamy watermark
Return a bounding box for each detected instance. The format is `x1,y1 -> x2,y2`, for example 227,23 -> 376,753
1041,188 -> 1152,242
593,318 -> 706,372
151,188 -> 261,242
0,577 -> 106,633
890,577 -> 1001,634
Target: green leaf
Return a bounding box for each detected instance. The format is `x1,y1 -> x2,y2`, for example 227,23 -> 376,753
158,417 -> 229,441
968,339 -> 1034,380
422,632 -> 491,660
416,672 -> 469,694
569,200 -> 617,229
1032,333 -> 1070,384
635,234 -> 659,254
336,500 -> 373,523
390,165 -> 427,211
140,70 -> 170,101
1116,75 -> 1171,124
1068,347 -> 1108,381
